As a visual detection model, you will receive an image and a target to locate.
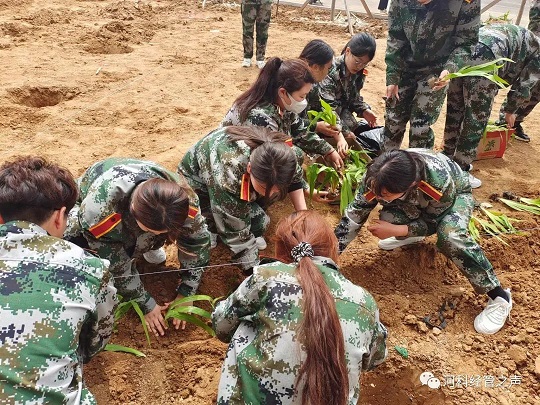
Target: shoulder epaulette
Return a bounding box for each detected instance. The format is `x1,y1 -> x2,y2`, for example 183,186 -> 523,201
417,180 -> 443,201
240,173 -> 251,201
89,213 -> 122,238
363,68 -> 369,75
363,190 -> 376,202
464,0 -> 473,3
285,138 -> 293,147
187,205 -> 198,219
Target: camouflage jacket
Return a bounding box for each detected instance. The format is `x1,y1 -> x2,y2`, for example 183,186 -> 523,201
212,258 -> 387,404
65,158 -> 210,312
222,101 -> 334,156
0,221 -> 117,405
314,54 -> 371,134
335,149 -> 470,252
386,0 -> 480,84
470,24 -> 540,114
179,127 -> 304,271
530,0 -> 540,35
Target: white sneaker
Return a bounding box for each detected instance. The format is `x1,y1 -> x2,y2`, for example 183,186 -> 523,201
143,247 -> 166,264
256,60 -> 266,69
255,236 -> 267,250
210,232 -> 218,249
474,289 -> 512,334
468,172 -> 482,189
378,236 -> 425,251
241,58 -> 251,68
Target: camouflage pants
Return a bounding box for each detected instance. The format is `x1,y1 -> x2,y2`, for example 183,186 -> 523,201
529,0 -> 540,36
241,0 -> 272,60
383,68 -> 447,150
379,193 -> 500,294
444,76 -> 499,170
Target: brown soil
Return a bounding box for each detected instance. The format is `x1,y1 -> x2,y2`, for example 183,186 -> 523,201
1,1 -> 539,404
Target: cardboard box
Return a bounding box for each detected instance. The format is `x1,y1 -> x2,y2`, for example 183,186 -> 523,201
475,128 -> 515,160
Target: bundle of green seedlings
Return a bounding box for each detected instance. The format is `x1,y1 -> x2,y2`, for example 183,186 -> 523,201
499,196 -> 540,215
104,294 -> 218,357
468,205 -> 521,246
306,149 -> 368,214
307,98 -> 340,130
428,58 -> 514,89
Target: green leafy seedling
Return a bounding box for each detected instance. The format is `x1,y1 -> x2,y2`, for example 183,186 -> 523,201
499,197 -> 540,215
307,98 -> 338,129
105,344 -> 146,357
164,294 -> 217,337
432,58 -> 514,89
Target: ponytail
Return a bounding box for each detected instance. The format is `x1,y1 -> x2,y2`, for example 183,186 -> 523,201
275,211 -> 348,405
234,58 -> 315,122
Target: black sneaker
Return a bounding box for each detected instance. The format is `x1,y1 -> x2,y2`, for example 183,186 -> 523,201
514,122 -> 531,142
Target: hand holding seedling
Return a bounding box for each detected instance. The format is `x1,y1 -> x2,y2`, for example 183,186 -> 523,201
336,134 -> 349,158
430,70 -> 450,91
316,121 -> 340,138
167,294 -> 191,330
367,220 -> 408,239
145,304 -> 169,336
325,149 -> 344,169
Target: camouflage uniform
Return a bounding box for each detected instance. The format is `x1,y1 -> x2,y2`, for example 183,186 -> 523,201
0,221 -> 117,404
384,0 -> 480,150
314,54 -> 372,134
65,158 -> 210,314
178,127 -> 304,272
212,258 -> 387,404
241,0 -> 273,61
335,149 -> 501,294
222,101 -> 335,159
445,24 -> 540,169
529,0 -> 540,35
497,3 -> 540,130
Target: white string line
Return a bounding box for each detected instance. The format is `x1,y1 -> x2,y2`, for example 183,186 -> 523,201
111,224 -> 540,279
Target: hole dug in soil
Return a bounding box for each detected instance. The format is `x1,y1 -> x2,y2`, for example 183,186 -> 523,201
7,86 -> 80,108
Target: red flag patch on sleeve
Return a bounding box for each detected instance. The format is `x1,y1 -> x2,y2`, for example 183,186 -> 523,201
285,138 -> 293,147
89,212 -> 122,238
187,205 -> 198,219
240,173 -> 251,201
363,190 -> 376,202
417,181 -> 443,201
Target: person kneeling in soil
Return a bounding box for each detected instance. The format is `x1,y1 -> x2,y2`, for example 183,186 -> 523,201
335,149 -> 512,335
65,158 -> 210,337
212,210 -> 387,404
0,156 -> 118,404
178,125 -> 307,275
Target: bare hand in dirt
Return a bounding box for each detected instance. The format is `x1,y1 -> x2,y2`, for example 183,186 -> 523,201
430,70 -> 450,91
316,121 -> 340,138
145,304 -> 169,337
505,112 -> 517,129
363,109 -> 378,127
167,294 -> 190,330
336,134 -> 349,158
325,150 -> 344,170
367,220 -> 408,240
310,190 -> 329,203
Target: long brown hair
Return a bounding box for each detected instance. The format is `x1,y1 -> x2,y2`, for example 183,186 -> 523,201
274,211 -> 348,405
234,58 -> 315,122
130,178 -> 189,241
226,126 -> 297,201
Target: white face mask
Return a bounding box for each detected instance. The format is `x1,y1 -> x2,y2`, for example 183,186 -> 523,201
281,92 -> 308,114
